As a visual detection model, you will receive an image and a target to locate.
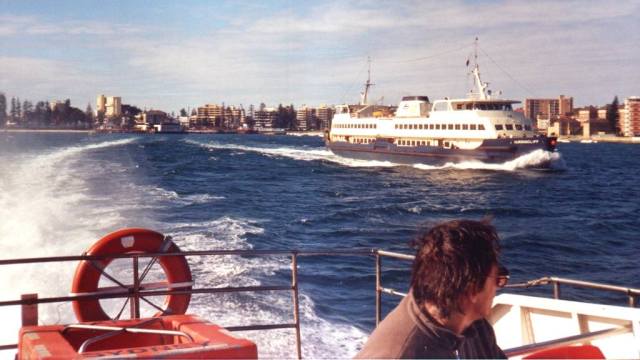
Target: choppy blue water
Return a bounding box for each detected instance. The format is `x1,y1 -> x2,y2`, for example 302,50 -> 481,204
1,132 -> 639,357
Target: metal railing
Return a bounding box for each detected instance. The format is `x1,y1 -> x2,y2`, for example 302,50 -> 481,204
0,248 -> 375,357
373,250 -> 640,358
2,248 -> 639,357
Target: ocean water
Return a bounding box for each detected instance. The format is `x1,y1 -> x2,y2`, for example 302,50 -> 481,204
0,132 -> 638,358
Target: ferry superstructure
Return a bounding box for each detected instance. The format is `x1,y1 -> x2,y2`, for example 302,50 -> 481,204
327,57 -> 557,166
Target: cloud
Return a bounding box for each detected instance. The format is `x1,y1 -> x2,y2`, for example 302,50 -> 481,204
0,56 -> 104,106
0,15 -> 142,37
1,1 -> 638,111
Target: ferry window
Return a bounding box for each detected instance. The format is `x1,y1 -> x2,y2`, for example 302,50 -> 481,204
462,124 -> 469,130
455,124 -> 461,130
419,124 -> 423,129
412,141 -> 416,146
478,124 -> 485,130
525,125 -> 532,131
375,124 -> 377,129
457,104 -> 463,110
448,124 -> 454,130
515,124 -> 523,130
495,124 -> 504,130
395,124 -> 398,129
428,124 -> 433,129
470,124 -> 477,130
505,124 -> 514,130
505,104 -> 512,110
436,124 -> 441,130
466,103 -> 473,110
433,102 -> 449,111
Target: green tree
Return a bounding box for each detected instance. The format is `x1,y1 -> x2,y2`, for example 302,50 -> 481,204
0,92 -> 6,127
22,100 -> 34,125
16,97 -> 21,121
180,108 -> 188,117
34,101 -> 48,126
85,104 -> 95,128
10,97 -> 17,121
606,96 -> 620,135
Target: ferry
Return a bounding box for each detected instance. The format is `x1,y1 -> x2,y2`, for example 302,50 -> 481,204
326,53 -> 558,167
2,228 -> 639,359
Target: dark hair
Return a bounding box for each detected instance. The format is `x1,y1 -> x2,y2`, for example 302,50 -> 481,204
410,219 -> 500,318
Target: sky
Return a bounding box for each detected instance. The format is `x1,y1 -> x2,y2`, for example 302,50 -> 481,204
1,0 -> 639,113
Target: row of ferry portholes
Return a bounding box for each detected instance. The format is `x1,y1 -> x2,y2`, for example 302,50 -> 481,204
343,137 -> 454,148
395,123 -> 486,131
334,123 -> 533,132
335,123 -> 378,129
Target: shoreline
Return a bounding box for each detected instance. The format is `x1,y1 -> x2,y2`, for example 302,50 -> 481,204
558,135 -> 640,144
4,128 -> 640,144
2,128 -> 92,134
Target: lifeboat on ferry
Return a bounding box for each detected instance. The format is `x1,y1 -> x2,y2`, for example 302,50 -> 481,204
18,314 -> 258,359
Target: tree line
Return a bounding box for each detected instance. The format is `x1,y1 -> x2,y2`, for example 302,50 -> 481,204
0,92 -> 94,129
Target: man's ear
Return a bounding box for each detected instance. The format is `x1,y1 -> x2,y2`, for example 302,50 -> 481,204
467,289 -> 480,305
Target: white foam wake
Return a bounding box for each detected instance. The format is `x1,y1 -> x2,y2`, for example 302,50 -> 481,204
187,139 -> 399,168
0,137 -> 140,349
164,215 -> 368,358
414,149 -> 566,171
187,139 -> 565,171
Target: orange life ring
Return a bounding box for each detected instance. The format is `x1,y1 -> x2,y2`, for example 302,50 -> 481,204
71,228 -> 192,322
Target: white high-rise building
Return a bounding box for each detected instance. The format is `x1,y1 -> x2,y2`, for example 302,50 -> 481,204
96,95 -> 122,117
623,97 -> 640,137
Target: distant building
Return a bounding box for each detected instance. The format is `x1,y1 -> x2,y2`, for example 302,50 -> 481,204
558,95 -> 573,117
196,103 -> 245,129
295,106 -> 313,131
622,97 -> 640,137
315,105 -> 334,130
96,95 -> 122,117
576,107 -> 610,137
524,96 -> 573,131
253,107 -> 277,129
49,100 -> 65,111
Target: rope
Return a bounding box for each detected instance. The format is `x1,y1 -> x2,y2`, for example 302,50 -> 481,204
478,45 -> 536,97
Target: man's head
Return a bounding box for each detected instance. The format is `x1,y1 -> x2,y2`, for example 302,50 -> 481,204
411,219 -> 504,319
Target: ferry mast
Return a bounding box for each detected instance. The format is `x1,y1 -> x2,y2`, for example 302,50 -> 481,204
360,57 -> 375,105
469,37 -> 490,100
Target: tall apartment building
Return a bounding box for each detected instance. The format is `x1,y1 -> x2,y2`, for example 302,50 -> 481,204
96,95 -> 122,117
295,106 -> 313,131
524,96 -> 573,130
253,108 -> 277,129
558,95 -> 573,117
622,97 -> 640,137
316,105 -> 334,130
196,104 -> 245,128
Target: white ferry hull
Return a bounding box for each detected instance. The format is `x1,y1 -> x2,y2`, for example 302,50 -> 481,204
327,136 -> 557,167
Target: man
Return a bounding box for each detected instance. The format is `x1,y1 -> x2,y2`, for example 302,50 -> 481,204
356,219 -> 509,359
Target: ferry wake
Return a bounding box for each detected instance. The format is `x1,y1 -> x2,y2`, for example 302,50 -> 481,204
326,45 -> 558,168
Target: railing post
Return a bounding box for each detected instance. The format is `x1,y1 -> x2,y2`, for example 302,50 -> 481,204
291,252 -> 302,359
132,256 -> 140,319
628,293 -> 636,308
375,252 -> 382,327
553,281 -> 561,300
21,293 -> 38,326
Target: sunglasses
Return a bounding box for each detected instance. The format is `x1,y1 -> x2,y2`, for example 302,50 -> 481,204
496,265 -> 510,288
